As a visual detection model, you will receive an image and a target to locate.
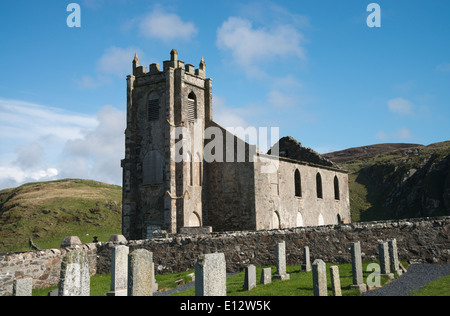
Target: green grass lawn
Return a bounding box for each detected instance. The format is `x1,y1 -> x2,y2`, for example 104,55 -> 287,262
31,261 -> 393,296
34,261 -> 450,297
410,275 -> 450,296
170,262 -> 390,296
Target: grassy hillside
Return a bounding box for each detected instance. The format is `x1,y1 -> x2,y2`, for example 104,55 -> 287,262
0,179 -> 122,253
2,141 -> 449,253
327,141 -> 450,222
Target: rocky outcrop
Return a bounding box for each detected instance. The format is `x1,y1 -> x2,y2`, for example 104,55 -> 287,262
358,153 -> 450,219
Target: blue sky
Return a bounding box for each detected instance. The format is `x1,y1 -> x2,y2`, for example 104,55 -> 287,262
0,0 -> 449,189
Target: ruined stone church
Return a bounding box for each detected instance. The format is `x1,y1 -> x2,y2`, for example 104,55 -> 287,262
121,50 -> 351,240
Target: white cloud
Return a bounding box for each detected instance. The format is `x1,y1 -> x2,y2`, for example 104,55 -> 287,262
77,46 -> 142,89
375,130 -> 388,140
0,99 -> 125,189
213,95 -> 252,129
388,97 -> 414,115
268,90 -> 298,109
395,127 -> 413,140
138,7 -> 198,42
96,46 -> 142,78
0,167 -> 58,189
0,98 -> 97,142
436,62 -> 450,73
76,75 -> 105,89
375,127 -> 413,142
14,142 -> 46,171
58,105 -> 125,186
216,17 -> 306,76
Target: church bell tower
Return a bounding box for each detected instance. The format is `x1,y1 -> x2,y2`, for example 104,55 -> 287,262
121,49 -> 213,240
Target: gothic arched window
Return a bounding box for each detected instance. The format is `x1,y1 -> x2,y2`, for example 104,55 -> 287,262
316,172 -> 323,199
334,176 -> 340,200
294,169 -> 302,197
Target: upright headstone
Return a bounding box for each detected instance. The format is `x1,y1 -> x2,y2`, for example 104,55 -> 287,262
60,236 -> 82,248
13,278 -> 33,296
329,266 -> 342,297
107,245 -> 129,296
312,259 -> 327,296
302,246 -> 311,272
260,268 -> 272,285
195,253 -> 227,296
350,241 -> 367,293
378,241 -> 394,279
243,264 -> 256,291
128,249 -> 154,296
273,241 -> 290,280
108,235 -> 128,243
58,249 -> 90,296
388,239 -> 402,276
152,262 -> 159,292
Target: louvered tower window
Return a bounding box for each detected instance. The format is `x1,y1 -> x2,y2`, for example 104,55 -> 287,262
187,92 -> 197,123
148,97 -> 160,121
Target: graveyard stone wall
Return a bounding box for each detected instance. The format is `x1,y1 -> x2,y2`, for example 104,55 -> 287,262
0,244 -> 97,297
1,216 -> 449,296
96,216 -> 450,274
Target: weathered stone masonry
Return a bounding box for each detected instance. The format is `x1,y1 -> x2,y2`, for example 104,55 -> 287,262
1,216 -> 449,296
121,49 -> 351,240
0,244 -> 97,297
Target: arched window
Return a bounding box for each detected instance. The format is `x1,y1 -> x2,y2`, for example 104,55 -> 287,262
272,211 -> 281,230
296,212 -> 303,227
187,92 -> 197,123
147,93 -> 160,121
316,172 -> 323,199
318,213 -> 325,226
334,176 -> 340,200
295,169 -> 302,197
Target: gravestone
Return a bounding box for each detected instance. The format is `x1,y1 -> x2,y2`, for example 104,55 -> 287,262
243,264 -> 256,291
152,262 -> 159,292
13,278 -> 32,296
350,241 -> 367,293
388,239 -> 402,276
378,241 -> 395,279
312,259 -> 327,296
108,235 -> 128,243
302,246 -> 311,272
330,266 -> 342,296
107,245 -> 129,296
128,249 -> 154,296
273,241 -> 290,280
195,253 -> 226,296
58,249 -> 90,296
60,236 -> 82,248
260,268 -> 272,285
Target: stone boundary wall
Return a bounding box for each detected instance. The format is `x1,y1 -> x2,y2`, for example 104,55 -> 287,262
97,216 -> 450,274
1,216 -> 449,296
0,244 -> 97,297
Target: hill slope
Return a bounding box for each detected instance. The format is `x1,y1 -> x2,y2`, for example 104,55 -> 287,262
323,143 -> 422,164
0,179 -> 122,253
326,141 -> 450,222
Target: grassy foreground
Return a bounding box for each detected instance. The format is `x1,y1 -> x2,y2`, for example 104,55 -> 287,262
410,275 -> 450,296
33,261 -> 398,297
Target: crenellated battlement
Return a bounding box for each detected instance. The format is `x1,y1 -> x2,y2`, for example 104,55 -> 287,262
132,49 -> 206,78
